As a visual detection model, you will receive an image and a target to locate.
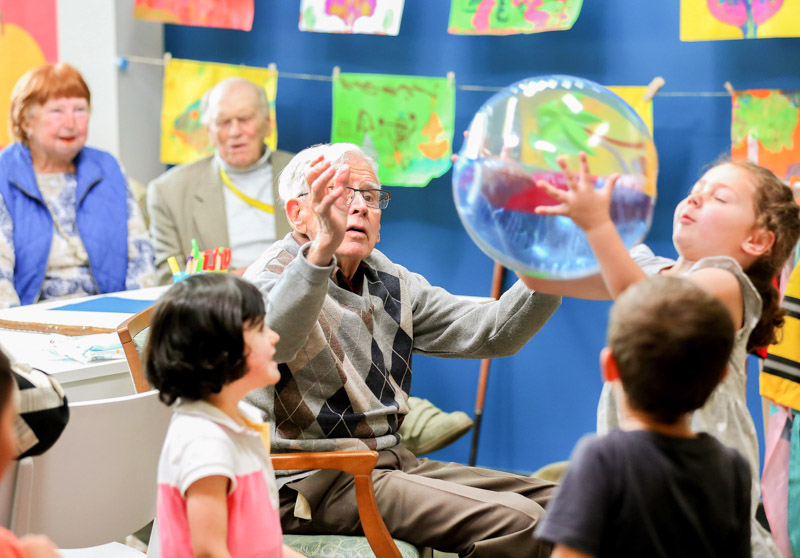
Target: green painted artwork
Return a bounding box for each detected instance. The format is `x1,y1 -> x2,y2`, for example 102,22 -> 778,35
448,0 -> 583,35
732,90 -> 798,153
731,89 -> 800,187
332,73 -> 455,187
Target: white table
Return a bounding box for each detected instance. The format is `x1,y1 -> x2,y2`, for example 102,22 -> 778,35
0,286 -> 168,403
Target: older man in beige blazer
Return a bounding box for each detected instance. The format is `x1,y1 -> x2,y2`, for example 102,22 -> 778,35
147,77 -> 293,284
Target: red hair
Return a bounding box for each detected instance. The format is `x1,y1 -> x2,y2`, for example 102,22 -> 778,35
8,63 -> 91,143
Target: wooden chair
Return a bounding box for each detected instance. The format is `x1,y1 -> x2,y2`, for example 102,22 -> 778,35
117,305 -> 155,393
6,391 -> 171,556
116,305 -> 418,558
274,451 -> 417,558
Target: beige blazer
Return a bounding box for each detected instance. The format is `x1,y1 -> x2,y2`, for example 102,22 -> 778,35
146,150 -> 293,284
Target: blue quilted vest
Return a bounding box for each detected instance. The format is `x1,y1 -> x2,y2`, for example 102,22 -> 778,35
0,143 -> 129,305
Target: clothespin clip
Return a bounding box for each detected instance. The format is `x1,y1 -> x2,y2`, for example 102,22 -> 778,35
447,71 -> 455,87
268,62 -> 277,80
643,76 -> 665,102
203,250 -> 214,271
724,81 -> 735,96
332,66 -> 340,82
163,51 -> 172,66
167,256 -> 180,275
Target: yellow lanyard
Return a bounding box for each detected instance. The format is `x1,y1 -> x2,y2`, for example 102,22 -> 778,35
242,415 -> 271,454
219,167 -> 274,215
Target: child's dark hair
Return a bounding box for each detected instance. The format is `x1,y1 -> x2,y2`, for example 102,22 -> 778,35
608,276 -> 735,424
712,159 -> 800,351
0,349 -> 13,411
145,274 -> 266,405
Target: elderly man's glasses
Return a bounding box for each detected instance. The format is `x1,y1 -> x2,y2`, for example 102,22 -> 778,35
298,186 -> 391,210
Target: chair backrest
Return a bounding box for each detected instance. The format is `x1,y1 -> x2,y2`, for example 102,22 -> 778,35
8,390 -> 172,549
117,305 -> 155,393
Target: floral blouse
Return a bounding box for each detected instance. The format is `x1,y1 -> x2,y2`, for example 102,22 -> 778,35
0,173 -> 156,308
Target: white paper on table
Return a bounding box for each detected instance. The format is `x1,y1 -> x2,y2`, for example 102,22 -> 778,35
47,333 -> 125,363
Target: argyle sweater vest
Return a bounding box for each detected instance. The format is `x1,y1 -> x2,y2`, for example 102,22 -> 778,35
246,243 -> 413,454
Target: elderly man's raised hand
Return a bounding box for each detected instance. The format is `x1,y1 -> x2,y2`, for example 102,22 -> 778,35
305,156 -> 348,267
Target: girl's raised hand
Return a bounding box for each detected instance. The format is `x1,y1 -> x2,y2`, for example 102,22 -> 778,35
535,152 -> 619,233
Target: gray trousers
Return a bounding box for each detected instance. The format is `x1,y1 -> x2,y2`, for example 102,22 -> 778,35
279,444 -> 554,558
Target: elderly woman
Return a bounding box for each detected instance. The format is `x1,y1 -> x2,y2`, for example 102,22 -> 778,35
0,63 -> 155,308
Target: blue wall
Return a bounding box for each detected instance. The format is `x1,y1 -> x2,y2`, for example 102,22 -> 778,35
165,2 -> 800,473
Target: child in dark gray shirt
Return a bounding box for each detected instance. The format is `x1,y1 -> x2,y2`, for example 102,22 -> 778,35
535,276 -> 751,558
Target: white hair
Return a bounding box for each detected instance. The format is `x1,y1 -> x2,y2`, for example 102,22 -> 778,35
200,77 -> 268,125
277,143 -> 379,204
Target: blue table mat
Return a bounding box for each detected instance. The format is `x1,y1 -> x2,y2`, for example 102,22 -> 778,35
48,297 -> 156,313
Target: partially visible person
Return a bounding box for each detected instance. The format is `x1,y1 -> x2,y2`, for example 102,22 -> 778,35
0,63 -> 155,309
520,153 -> 800,557
11,360 -> 68,460
536,276 -> 751,558
147,77 -> 294,283
145,273 -> 304,558
244,143 -> 561,557
0,347 -> 60,558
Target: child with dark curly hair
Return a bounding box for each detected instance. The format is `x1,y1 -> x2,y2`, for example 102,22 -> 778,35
145,273 -> 303,558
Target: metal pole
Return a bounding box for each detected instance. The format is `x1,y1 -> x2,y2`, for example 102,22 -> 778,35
469,262 -> 506,466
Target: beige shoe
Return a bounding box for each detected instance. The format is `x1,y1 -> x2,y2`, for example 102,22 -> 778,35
399,396 -> 474,456
531,461 -> 569,483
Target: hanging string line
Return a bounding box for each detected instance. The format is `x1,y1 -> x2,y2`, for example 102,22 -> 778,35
116,54 -> 734,97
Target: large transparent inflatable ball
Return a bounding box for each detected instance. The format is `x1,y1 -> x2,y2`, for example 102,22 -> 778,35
452,75 -> 658,279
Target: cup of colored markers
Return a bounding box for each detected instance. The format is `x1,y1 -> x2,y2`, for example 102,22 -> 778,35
169,245 -> 232,284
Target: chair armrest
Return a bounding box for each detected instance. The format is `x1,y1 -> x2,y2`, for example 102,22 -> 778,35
272,451 -> 402,558
271,451 -> 378,476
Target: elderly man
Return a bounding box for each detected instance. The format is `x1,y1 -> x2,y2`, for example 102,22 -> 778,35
147,79 -> 464,454
244,143 -> 562,557
147,77 -> 294,283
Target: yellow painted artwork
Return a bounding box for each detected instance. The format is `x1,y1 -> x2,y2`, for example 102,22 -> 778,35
160,58 -> 278,165
0,0 -> 58,149
681,0 -> 800,41
607,86 -> 654,135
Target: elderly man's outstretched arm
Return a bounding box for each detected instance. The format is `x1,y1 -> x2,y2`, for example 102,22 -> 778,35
405,268 -> 561,359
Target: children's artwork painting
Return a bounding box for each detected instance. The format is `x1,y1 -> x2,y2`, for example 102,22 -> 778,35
134,0 -> 255,31
681,0 -> 800,41
731,89 -> 800,195
448,0 -> 583,35
0,0 -> 58,148
299,0 -> 405,35
160,58 -> 277,165
607,86 -> 654,135
332,73 -> 455,187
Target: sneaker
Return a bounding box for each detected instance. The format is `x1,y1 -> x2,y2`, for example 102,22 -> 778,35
399,396 -> 474,456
